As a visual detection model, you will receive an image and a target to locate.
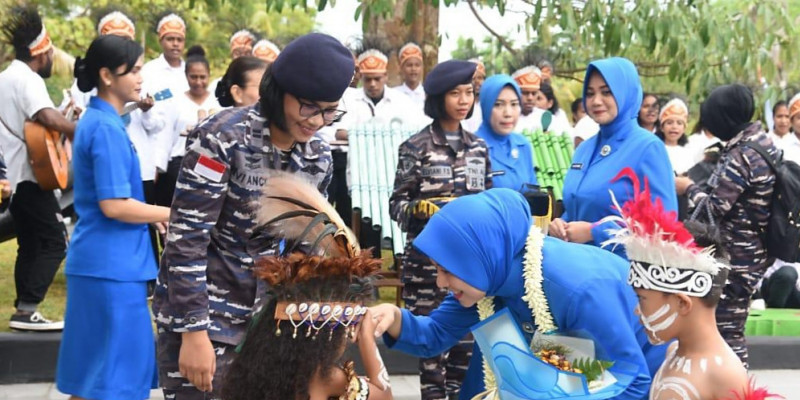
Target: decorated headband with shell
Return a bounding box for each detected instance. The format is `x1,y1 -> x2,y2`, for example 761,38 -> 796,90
602,168 -> 725,297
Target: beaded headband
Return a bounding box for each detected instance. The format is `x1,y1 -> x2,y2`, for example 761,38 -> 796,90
357,49 -> 388,74
273,301 -> 367,340
398,42 -> 423,65
659,98 -> 689,124
157,14 -> 185,39
229,29 -> 255,52
253,39 -> 280,63
512,66 -> 542,91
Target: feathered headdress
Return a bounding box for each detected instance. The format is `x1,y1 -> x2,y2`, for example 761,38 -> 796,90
722,378 -> 784,400
603,167 -> 725,297
252,173 -> 379,339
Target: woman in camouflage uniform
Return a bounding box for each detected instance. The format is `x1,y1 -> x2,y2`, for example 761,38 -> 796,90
151,33 -> 355,400
389,59 -> 492,400
676,84 -> 779,368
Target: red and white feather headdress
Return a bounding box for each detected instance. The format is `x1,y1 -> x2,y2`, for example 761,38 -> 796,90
603,168 -> 725,297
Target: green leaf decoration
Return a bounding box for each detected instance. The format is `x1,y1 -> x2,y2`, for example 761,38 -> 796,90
572,358 -> 615,383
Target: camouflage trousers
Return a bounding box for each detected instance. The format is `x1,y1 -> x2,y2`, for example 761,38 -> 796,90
404,280 -> 473,400
156,329 -> 238,400
716,263 -> 765,369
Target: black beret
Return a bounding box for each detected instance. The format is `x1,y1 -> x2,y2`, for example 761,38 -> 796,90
423,60 -> 477,97
271,33 -> 355,102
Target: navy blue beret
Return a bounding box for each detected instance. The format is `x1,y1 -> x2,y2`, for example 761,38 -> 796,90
271,33 -> 355,102
423,60 -> 477,96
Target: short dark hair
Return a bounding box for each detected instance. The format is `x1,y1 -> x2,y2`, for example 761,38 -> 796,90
74,35 -> 143,93
423,93 -> 475,122
185,45 -> 209,74
683,220 -> 730,308
216,56 -> 267,107
571,98 -> 583,114
258,64 -> 288,132
1,5 -> 44,62
773,100 -> 788,115
539,82 -> 559,114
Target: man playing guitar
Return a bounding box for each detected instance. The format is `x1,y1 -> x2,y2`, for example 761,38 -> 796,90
0,5 -> 76,331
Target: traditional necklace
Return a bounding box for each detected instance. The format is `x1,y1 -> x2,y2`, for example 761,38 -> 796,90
474,225 -> 556,400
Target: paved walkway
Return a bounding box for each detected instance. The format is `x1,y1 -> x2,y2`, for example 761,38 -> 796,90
1,371 -> 798,399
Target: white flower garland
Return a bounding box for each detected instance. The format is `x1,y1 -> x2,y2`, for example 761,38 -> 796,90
473,226 -> 555,400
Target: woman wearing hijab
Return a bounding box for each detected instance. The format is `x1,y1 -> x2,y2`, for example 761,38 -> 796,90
476,75 -> 536,190
549,57 -> 677,257
389,59 -> 492,400
675,84 -> 779,368
369,189 -> 662,400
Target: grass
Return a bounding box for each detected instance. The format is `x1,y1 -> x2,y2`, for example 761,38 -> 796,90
0,240 -> 67,332
0,242 -> 399,332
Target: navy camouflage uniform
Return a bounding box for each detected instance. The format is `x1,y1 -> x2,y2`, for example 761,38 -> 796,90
687,123 -> 776,368
151,105 -> 332,400
389,123 -> 492,400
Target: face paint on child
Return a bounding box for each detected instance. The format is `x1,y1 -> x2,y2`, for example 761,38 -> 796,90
636,303 -> 678,345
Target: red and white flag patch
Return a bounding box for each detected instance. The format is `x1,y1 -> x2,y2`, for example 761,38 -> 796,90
194,155 -> 226,182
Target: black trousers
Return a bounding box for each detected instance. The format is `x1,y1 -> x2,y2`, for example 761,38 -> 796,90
10,182 -> 67,308
327,150 -> 351,227
156,157 -> 183,207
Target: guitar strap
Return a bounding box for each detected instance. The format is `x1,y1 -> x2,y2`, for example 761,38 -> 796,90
0,113 -> 27,144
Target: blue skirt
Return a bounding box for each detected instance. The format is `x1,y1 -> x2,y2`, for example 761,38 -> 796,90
56,275 -> 157,400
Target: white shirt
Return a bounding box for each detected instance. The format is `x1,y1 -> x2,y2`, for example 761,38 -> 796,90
549,109 -> 573,136
0,60 -> 56,190
142,54 -> 191,169
394,82 -> 425,111
515,108 -> 545,134
128,108 -> 165,181
665,144 -> 695,175
463,101 -> 482,133
573,115 -> 600,142
162,93 -> 221,161
686,132 -> 721,164
769,132 -> 800,165
341,86 -> 427,130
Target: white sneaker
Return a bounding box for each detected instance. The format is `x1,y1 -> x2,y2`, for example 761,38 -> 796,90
9,311 -> 64,331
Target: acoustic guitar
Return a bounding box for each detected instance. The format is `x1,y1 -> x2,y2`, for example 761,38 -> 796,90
24,119 -> 71,191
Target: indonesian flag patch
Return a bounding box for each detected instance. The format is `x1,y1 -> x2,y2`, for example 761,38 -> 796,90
194,155 -> 226,182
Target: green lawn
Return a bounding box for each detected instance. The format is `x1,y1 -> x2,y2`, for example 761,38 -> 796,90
0,240 -> 67,332
0,241 -> 399,332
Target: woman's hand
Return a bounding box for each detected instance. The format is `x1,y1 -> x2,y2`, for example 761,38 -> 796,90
369,303 -> 403,339
549,218 -> 568,240
179,330 -> 216,392
675,176 -> 694,195
565,221 -> 594,244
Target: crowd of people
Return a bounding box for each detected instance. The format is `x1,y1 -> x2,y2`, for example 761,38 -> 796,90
0,3 -> 794,400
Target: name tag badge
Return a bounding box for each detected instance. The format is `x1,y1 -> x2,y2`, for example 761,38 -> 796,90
421,166 -> 453,179
571,163 -> 583,170
466,157 -> 486,191
491,170 -> 506,177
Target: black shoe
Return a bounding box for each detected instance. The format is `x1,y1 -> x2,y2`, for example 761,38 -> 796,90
9,311 -> 64,331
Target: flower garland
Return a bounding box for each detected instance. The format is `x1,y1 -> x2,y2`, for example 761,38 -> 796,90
474,225 -> 555,400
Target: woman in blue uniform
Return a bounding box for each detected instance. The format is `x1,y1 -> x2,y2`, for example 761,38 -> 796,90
368,189 -> 663,400
56,35 -> 171,399
476,74 -> 537,191
549,57 -> 676,257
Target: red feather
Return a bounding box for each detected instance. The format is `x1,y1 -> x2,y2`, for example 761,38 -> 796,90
611,167 -> 698,250
721,378 -> 784,400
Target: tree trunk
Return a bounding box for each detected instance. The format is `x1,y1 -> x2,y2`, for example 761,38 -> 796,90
364,0 -> 439,86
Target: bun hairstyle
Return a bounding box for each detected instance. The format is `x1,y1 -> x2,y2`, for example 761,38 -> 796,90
215,56 -> 266,107
185,44 -> 209,73
74,35 -> 143,93
0,4 -> 44,62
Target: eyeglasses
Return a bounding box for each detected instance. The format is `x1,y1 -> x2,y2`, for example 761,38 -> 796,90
298,100 -> 347,123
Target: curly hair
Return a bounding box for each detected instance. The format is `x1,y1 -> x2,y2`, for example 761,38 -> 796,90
222,252 -> 380,400
1,4 -> 44,62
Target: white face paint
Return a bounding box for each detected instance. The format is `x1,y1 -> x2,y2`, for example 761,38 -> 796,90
637,303 -> 678,345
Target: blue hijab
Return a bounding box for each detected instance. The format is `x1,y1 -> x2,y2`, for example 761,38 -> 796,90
476,75 -> 537,189
413,188 -> 531,296
582,57 -> 645,140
